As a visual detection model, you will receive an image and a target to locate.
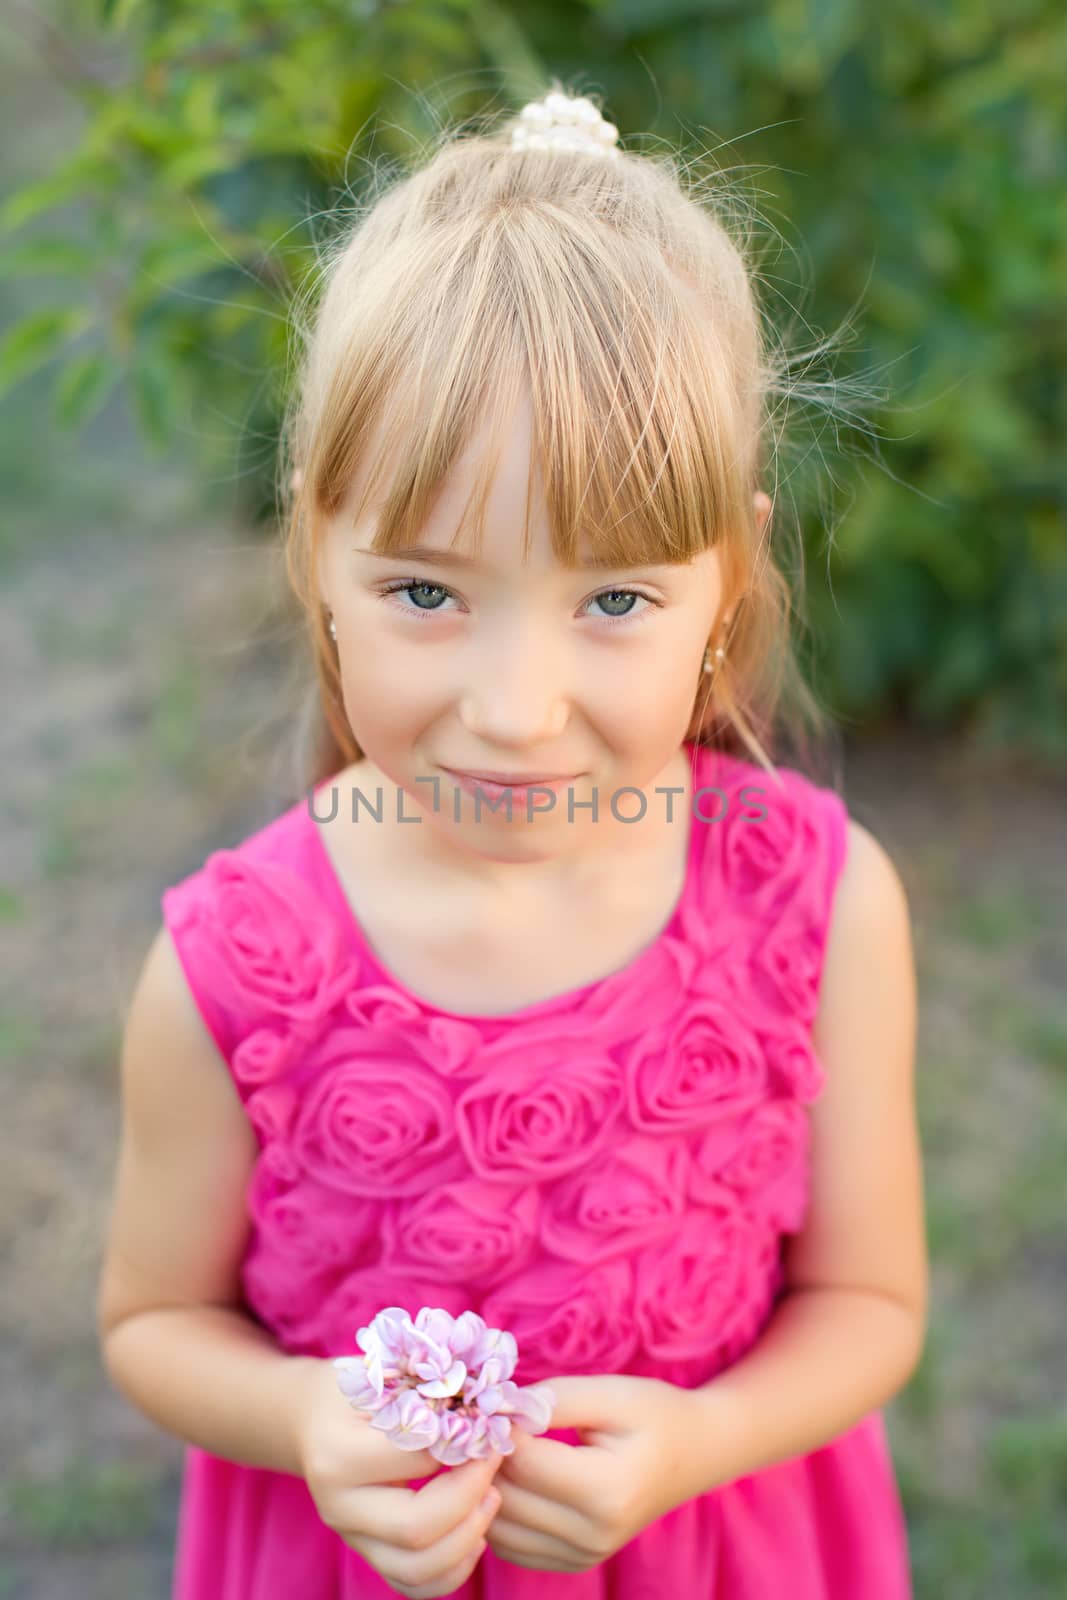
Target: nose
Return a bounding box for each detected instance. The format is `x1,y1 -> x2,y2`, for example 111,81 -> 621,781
457,626 -> 570,745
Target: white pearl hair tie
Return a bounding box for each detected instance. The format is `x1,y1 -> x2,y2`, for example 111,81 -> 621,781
510,91 -> 620,159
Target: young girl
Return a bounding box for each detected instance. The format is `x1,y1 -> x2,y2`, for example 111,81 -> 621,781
98,84 -> 927,1599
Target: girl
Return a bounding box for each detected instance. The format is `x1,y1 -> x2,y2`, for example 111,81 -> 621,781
97,84 -> 927,1599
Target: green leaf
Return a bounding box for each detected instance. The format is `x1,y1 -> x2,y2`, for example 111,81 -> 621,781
52,351 -> 121,428
101,0 -> 145,28
0,152 -> 121,232
766,0 -> 864,89
165,145 -> 240,189
0,172 -> 87,232
0,238 -> 100,279
131,344 -> 180,450
465,0 -> 545,88
139,233 -> 229,286
0,307 -> 95,400
599,0 -> 735,29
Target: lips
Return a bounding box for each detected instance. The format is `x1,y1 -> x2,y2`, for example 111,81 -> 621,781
446,768 -> 579,784
442,767 -> 582,809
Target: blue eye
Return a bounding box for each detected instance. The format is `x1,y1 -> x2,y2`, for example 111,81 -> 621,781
382,580 -> 451,613
378,579 -> 661,626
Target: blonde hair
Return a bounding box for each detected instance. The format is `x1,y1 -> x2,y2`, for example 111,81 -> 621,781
278,82 -> 871,796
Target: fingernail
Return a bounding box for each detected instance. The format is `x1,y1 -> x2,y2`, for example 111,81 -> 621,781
479,1488 -> 500,1514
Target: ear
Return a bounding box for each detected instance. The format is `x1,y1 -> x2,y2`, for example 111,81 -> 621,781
754,490 -> 772,532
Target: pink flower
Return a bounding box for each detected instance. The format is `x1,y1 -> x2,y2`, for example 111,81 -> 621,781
289,1026 -> 470,1197
751,908 -> 825,1023
761,1022 -> 828,1102
481,1257 -> 639,1380
366,1385 -> 446,1452
331,1307 -> 556,1464
456,1030 -> 624,1182
690,1099 -> 810,1232
248,1167 -> 380,1279
385,1179 -> 541,1286
241,1249 -> 335,1347
422,1016 -> 487,1077
625,992 -> 768,1134
632,1195 -> 778,1362
231,1026 -> 300,1088
238,1166 -> 362,1343
196,851 -> 356,1042
344,983 -> 429,1029
676,886 -> 745,968
344,994 -> 484,1079
539,1133 -> 688,1263
577,933 -> 705,1040
246,1080 -> 301,1180
713,767 -> 822,918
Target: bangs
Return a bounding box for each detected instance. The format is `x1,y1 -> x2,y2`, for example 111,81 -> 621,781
311,202 -> 752,571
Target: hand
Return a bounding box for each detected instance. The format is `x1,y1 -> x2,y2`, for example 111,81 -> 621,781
294,1359 -> 505,1598
484,1374 -> 706,1573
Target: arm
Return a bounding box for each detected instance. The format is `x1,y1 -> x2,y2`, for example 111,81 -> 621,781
97,924 -> 316,1478
103,1303 -> 318,1478
693,819 -> 928,1487
691,1285 -> 921,1485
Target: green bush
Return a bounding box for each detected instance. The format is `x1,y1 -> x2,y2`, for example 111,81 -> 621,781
3,0 -> 1064,758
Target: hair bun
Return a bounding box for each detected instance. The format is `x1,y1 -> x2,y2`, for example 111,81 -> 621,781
511,91 -> 620,159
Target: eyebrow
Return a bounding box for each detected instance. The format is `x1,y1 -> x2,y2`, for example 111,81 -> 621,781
352,544 -> 664,571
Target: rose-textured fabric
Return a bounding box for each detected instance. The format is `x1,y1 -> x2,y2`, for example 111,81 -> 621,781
162,741 -> 913,1598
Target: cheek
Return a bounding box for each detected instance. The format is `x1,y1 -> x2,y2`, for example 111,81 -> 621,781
604,651 -> 699,725
336,624 -> 441,727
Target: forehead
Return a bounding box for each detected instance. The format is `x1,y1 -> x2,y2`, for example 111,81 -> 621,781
349,397 -> 627,571
338,377 -> 710,577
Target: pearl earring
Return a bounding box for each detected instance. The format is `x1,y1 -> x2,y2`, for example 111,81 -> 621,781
703,643 -> 725,676
328,616 -> 337,641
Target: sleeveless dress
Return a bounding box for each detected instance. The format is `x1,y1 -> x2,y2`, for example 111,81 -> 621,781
161,741 -> 913,1599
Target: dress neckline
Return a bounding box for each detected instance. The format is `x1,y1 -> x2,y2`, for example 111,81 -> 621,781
301,740 -> 715,1024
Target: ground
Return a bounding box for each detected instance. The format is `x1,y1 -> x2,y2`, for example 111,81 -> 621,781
0,521 -> 1065,1597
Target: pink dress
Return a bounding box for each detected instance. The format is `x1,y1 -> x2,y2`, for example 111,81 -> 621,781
162,741 -> 912,1599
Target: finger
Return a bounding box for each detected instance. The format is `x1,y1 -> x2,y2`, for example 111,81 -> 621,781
354,1482 -> 499,1595
498,1431 -> 602,1512
333,1454 -> 500,1550
352,1424 -> 447,1487
492,1471 -> 600,1558
488,1510 -> 596,1572
487,1516 -> 588,1575
390,1535 -> 487,1600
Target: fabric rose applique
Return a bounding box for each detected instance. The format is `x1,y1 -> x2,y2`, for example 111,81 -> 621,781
333,1305 -> 556,1464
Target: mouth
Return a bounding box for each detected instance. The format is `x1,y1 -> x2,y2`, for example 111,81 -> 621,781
440,766 -> 584,804
443,767 -> 582,785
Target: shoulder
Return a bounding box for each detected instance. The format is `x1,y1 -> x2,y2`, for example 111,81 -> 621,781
831,818 -> 912,958
815,814 -> 917,1064
747,761 -> 914,1039
157,790 -> 332,1063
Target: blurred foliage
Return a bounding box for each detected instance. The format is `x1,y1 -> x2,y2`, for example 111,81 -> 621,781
1,0 -> 1065,759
